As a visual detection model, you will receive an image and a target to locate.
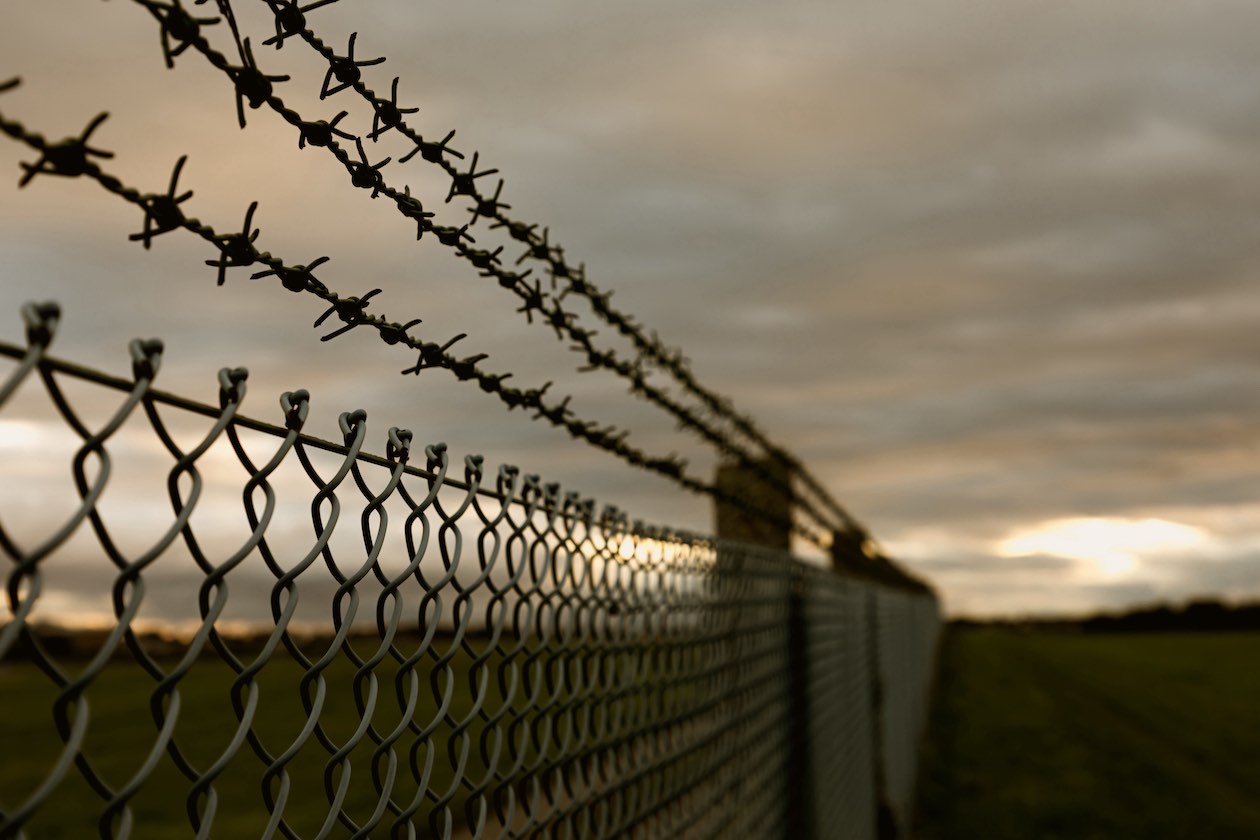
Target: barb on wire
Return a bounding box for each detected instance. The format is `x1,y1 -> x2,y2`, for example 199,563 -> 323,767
260,0 -> 338,50
511,273 -> 545,322
228,37 -> 289,128
400,333 -> 465,375
490,216 -> 537,245
445,151 -> 498,204
124,1 -> 853,537
320,32 -> 384,99
312,288 -> 381,341
10,3 -> 859,541
347,136 -> 389,196
377,317 -> 421,346
143,0 -> 221,68
431,223 -> 473,247
461,245 -> 503,272
297,111 -> 352,149
204,200 -> 260,284
250,255 -> 330,293
395,186 -> 435,239
232,4 -> 868,528
17,112 -> 113,186
514,226 -> 552,267
396,128 -> 462,164
541,299 -> 573,341
129,154 -> 193,249
445,351 -> 488,381
467,179 -> 509,225
368,77 -> 418,141
1,108 -> 815,546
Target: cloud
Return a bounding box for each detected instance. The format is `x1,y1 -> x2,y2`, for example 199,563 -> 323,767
3,0 -> 1260,617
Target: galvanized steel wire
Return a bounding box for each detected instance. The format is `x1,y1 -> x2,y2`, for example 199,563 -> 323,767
1,5 -> 944,834
0,102 -> 834,549
0,95 -> 836,550
112,0 -> 859,543
0,305 -> 940,839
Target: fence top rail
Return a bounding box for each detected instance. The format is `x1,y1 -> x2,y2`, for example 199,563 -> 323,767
1,301 -> 942,604
0,336 -> 483,499
0,0 -> 863,549
0,308 -> 771,554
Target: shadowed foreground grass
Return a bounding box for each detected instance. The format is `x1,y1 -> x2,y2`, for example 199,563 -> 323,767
0,641 -> 490,839
1,627 -> 706,839
914,628 -> 1260,840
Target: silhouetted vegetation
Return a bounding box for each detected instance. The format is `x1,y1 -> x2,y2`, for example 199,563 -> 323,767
1080,598 -> 1260,633
949,597 -> 1260,634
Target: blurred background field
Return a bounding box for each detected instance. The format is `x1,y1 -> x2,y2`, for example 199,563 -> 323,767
0,636 -> 491,839
10,620 -> 1259,839
914,626 -> 1260,839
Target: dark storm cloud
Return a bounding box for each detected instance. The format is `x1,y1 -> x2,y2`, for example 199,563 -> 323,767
3,0 -> 1260,616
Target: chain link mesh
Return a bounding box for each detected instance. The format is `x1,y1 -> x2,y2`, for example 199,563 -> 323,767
0,305 -> 939,839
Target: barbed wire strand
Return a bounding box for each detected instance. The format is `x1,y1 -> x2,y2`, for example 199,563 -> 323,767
251,0 -> 859,533
139,0 -> 837,536
122,0 -> 862,540
0,102 -> 832,549
255,0 -> 859,536
0,301 -> 939,837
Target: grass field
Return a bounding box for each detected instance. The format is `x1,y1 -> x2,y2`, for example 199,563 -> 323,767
0,627 -> 716,839
0,642 -> 492,839
913,628 -> 1260,840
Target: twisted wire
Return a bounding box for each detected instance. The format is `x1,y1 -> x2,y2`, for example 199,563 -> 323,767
0,305 -> 943,839
112,0 -> 860,541
0,307 -> 573,837
0,0 -> 951,824
248,0 -> 860,535
0,102 -> 833,549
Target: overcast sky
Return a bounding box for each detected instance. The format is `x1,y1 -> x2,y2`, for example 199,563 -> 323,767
2,0 -> 1259,618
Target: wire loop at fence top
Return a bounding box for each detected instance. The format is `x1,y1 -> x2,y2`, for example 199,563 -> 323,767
0,0 -> 866,546
0,296 -> 941,840
0,301 -> 626,526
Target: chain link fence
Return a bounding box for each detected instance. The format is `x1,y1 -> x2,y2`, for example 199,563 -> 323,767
0,304 -> 940,839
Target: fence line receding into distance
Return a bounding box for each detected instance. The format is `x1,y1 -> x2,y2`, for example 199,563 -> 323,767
1,2 -> 943,836
0,305 -> 939,839
2,0 -> 865,548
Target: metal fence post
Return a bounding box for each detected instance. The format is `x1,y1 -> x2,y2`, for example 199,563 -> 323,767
867,588 -> 900,840
714,458 -> 811,837
786,578 -> 817,839
713,458 -> 794,551
0,329 -> 942,837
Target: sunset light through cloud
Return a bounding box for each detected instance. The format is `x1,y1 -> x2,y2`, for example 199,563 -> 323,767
3,0 -> 1260,617
5,4 -> 1260,837
998,517 -> 1210,577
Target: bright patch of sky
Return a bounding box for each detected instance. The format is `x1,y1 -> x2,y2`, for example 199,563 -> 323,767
998,517 -> 1209,577
2,0 -> 1259,617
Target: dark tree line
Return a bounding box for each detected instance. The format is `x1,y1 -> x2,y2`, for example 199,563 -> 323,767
950,598 -> 1260,633
1079,598 -> 1260,633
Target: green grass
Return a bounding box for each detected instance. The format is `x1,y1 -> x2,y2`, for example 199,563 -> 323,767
914,628 -> 1260,840
1,629 -> 705,838
0,640 -> 498,839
